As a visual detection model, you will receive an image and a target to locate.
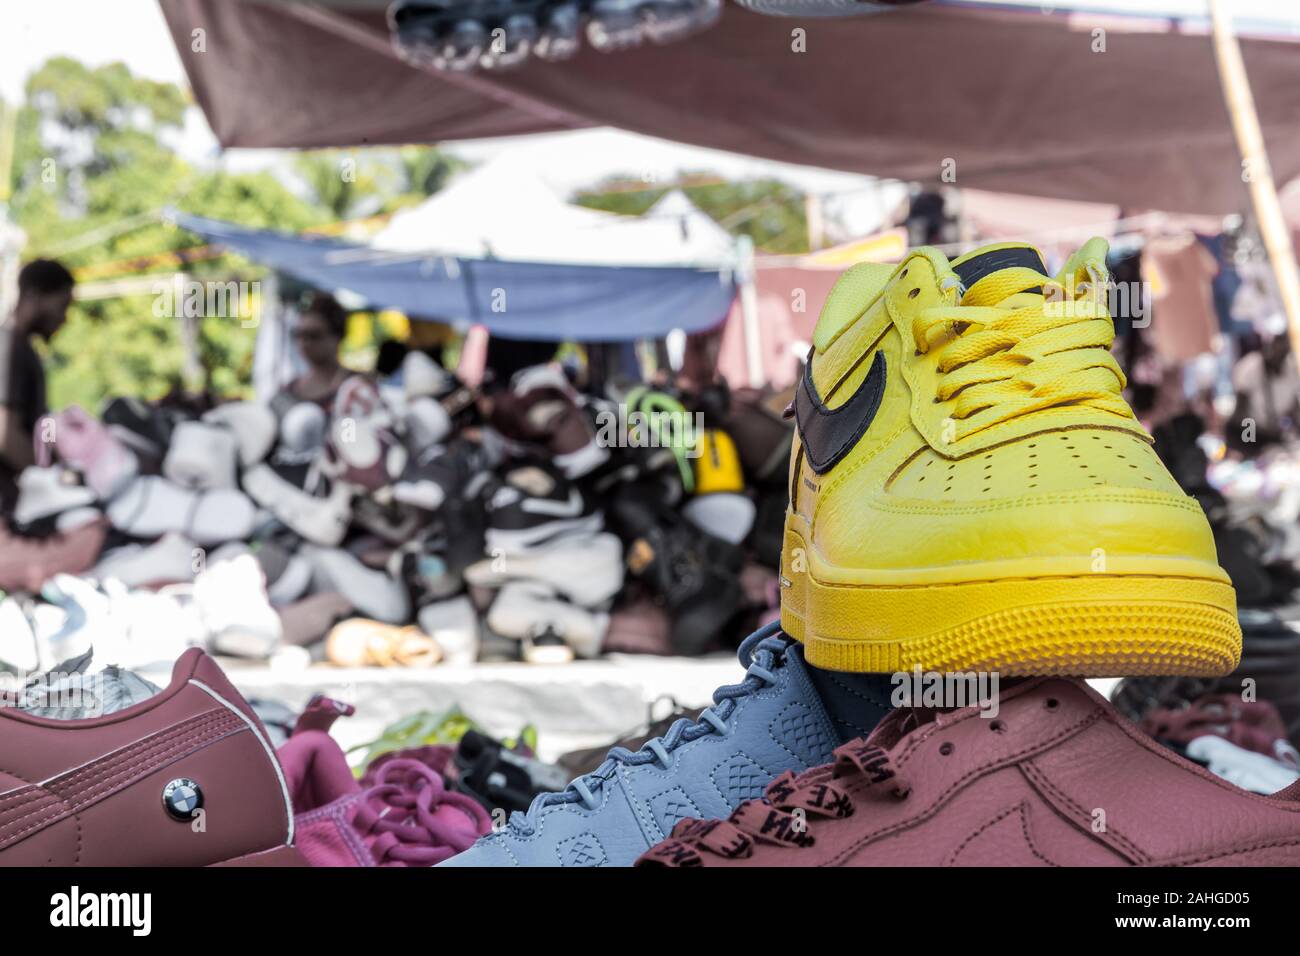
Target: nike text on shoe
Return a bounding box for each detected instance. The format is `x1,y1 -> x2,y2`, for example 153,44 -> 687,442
781,239 -> 1241,676
440,621 -> 893,867
638,677 -> 1300,867
0,649 -> 305,866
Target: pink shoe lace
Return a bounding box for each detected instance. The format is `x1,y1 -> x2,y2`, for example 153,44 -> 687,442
638,738 -> 911,867
354,758 -> 491,866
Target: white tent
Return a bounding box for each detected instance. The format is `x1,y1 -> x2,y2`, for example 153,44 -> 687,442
371,155 -> 736,268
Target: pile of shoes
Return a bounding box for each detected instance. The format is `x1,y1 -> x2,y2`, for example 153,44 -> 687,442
448,239 -> 1300,868
3,340 -> 796,673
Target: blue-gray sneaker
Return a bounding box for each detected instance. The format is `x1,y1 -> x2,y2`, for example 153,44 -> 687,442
441,621 -> 893,867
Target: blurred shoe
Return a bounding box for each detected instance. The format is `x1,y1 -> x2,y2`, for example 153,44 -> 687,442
782,240 -> 1240,674
683,492 -> 756,545
93,533 -> 199,589
464,530 -> 623,607
521,627 -> 576,666
638,678 -> 1300,868
404,395 -> 453,449
417,595 -> 480,665
195,553 -> 283,659
101,396 -> 176,463
164,420 -> 240,490
491,364 -> 608,479
203,400 -> 278,467
602,594 -> 673,655
483,461 -> 601,554
326,618 -> 441,668
725,386 -> 795,488
275,591 -> 355,648
301,543 -> 411,624
12,465 -> 98,531
486,580 -> 608,659
107,475 -> 256,547
1141,693 -> 1300,793
279,726 -> 488,866
0,647 -> 303,866
451,730 -> 570,817
402,349 -> 455,401
621,515 -> 740,655
444,624 -> 893,867
258,541 -> 315,606
1182,735 -> 1300,795
36,405 -> 139,501
271,400 -> 328,476
38,574 -> 206,673
326,379 -> 404,492
693,428 -> 744,494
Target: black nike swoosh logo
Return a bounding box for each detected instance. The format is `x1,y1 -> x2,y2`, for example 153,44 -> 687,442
794,349 -> 886,475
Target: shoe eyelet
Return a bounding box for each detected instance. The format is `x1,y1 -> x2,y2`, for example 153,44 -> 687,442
908,288 -> 921,299
989,720 -> 1007,734
939,742 -> 955,756
1045,698 -> 1060,711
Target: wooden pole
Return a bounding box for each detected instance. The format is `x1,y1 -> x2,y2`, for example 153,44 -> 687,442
1209,0 -> 1300,361
736,234 -> 765,388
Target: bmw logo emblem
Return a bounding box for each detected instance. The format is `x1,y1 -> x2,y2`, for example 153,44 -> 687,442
162,778 -> 203,820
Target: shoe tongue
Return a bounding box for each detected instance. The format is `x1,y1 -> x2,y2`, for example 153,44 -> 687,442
950,243 -> 1049,306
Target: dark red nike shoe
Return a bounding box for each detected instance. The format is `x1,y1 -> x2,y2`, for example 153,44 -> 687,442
639,677 -> 1300,867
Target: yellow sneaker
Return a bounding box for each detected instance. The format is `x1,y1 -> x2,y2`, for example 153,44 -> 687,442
781,239 -> 1241,676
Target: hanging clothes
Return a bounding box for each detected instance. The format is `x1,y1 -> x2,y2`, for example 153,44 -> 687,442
1142,235 -> 1220,363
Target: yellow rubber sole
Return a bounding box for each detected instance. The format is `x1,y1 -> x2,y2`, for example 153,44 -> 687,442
781,530 -> 1242,677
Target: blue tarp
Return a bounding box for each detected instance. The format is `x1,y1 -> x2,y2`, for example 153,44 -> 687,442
173,213 -> 737,342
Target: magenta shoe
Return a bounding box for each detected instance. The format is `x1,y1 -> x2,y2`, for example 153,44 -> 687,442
278,715 -> 490,867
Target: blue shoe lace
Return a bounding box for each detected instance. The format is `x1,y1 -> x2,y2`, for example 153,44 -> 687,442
506,621 -> 792,836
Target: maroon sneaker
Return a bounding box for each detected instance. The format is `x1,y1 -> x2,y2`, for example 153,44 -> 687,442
638,678 -> 1300,867
0,649 -> 304,866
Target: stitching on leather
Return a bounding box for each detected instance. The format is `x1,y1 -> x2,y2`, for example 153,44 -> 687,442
824,700 -> 1102,866
944,801 -> 1058,867
51,708 -> 230,792
822,673 -> 890,738
0,711 -> 245,849
1160,837 -> 1300,867
1019,759 -> 1149,863
61,724 -> 244,817
2,721 -> 243,847
52,713 -> 241,803
815,418 -> 910,526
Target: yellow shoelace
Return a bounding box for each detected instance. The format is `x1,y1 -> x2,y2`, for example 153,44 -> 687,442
913,267 -> 1132,440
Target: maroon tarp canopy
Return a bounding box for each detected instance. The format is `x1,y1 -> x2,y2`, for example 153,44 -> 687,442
162,0 -> 1300,214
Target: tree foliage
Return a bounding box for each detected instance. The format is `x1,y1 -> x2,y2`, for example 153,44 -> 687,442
3,57 -> 458,409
